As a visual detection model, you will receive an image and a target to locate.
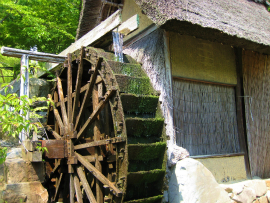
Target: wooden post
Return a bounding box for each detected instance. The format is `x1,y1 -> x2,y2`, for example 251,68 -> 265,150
234,47 -> 251,178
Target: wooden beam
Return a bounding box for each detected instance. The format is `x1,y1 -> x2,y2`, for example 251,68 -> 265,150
113,14 -> 139,36
75,152 -> 122,197
1,47 -> 66,63
74,137 -> 126,150
46,125 -> 62,140
59,10 -> 121,57
67,53 -> 73,126
55,83 -> 89,108
191,152 -> 245,159
234,48 -> 251,178
54,173 -> 63,201
77,166 -> 97,203
76,89 -> 116,140
74,174 -> 83,203
48,94 -> 64,135
70,174 -> 75,203
57,76 -> 69,130
39,11 -> 139,77
74,58 -> 103,131
72,47 -> 85,124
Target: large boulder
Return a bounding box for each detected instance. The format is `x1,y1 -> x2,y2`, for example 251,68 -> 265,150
168,158 -> 231,203
5,158 -> 45,184
1,181 -> 48,203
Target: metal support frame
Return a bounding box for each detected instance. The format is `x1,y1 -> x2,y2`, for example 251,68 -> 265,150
19,54 -> 29,141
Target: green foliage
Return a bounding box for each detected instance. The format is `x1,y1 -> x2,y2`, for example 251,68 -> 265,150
0,81 -> 54,163
0,0 -> 81,54
0,146 -> 7,164
36,142 -> 47,154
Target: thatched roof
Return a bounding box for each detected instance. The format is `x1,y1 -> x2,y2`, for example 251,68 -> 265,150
77,0 -> 270,53
134,0 -> 270,53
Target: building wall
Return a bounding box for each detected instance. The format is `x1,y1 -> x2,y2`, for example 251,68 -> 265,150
195,156 -> 247,183
170,32 -> 237,85
121,0 -> 154,42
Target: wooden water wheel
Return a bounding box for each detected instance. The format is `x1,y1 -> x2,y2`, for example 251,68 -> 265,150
44,47 -> 166,203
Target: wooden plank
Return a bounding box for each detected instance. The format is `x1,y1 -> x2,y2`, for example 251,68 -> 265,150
46,125 -> 62,140
72,47 -> 85,124
74,58 -> 103,131
77,166 -> 97,203
1,46 -> 66,63
191,152 -> 245,159
43,140 -> 65,159
67,53 -> 73,125
54,173 -> 63,201
74,174 -> 83,203
70,173 -> 75,203
57,76 -> 69,129
75,152 -> 122,196
74,137 -> 125,150
59,10 -> 121,57
113,14 -> 138,36
234,48 -> 251,178
76,89 -> 116,140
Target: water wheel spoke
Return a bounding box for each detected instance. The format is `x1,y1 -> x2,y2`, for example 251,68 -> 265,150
57,76 -> 69,129
72,47 -> 85,124
77,89 -> 116,140
75,152 -> 122,197
53,172 -> 63,201
74,173 -> 83,203
46,125 -> 62,140
67,53 -> 73,126
74,137 -> 126,150
77,166 -> 97,203
70,173 -> 75,203
48,94 -> 64,135
74,57 -> 103,131
49,159 -> 61,178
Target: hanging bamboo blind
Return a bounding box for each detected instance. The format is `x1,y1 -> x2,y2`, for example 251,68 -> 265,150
243,50 -> 270,178
173,79 -> 240,156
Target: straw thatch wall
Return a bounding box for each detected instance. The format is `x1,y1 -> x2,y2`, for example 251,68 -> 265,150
123,29 -> 175,158
243,50 -> 270,178
173,79 -> 240,156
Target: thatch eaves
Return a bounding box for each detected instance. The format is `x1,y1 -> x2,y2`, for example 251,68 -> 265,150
76,0 -> 270,53
134,0 -> 270,53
